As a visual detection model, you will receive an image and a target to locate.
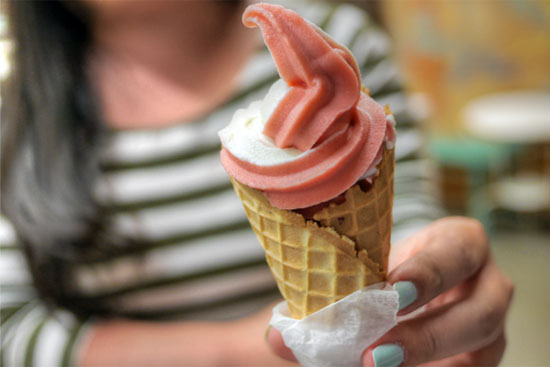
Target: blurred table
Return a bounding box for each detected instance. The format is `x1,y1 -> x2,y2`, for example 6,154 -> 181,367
463,90 -> 550,144
462,90 -> 550,227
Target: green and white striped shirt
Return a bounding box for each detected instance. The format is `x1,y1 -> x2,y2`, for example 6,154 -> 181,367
0,2 -> 442,366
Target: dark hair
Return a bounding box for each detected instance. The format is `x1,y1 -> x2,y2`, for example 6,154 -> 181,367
1,0 -> 114,316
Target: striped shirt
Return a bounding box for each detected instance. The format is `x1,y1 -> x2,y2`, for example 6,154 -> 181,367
0,2 -> 443,366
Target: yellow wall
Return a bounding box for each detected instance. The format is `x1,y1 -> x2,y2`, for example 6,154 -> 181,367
383,0 -> 550,132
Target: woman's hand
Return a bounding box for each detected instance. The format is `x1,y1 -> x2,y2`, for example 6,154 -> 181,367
266,217 -> 514,367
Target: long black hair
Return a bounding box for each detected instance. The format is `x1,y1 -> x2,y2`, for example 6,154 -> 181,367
1,0 -> 115,316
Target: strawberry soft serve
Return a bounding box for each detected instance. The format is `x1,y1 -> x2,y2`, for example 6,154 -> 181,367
219,3 -> 395,210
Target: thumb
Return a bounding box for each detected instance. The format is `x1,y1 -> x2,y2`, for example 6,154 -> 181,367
266,326 -> 298,362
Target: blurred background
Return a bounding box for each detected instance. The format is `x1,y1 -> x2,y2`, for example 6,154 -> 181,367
381,1 -> 550,365
1,1 -> 549,365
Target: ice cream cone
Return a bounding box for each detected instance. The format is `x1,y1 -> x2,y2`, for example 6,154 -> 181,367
312,147 -> 395,274
230,147 -> 394,319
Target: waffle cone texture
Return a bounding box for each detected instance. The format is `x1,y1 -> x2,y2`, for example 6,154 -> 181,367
230,148 -> 395,319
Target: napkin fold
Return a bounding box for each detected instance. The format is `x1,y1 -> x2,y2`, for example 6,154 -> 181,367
270,282 -> 399,367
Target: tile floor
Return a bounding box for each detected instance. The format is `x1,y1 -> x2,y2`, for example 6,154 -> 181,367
492,230 -> 550,366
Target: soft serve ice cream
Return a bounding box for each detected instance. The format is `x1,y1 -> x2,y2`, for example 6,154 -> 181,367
219,3 -> 395,210
219,4 -> 398,327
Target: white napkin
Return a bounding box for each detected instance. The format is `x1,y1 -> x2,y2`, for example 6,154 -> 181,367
270,283 -> 399,367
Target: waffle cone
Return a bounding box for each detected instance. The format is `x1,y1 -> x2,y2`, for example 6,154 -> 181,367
230,147 -> 394,319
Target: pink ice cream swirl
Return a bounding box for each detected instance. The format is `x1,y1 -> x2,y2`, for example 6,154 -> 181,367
220,3 -> 393,210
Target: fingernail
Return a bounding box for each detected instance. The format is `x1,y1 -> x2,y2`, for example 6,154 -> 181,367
393,281 -> 417,311
372,344 -> 404,367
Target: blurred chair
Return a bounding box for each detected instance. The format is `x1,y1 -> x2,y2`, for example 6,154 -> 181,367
428,136 -> 514,232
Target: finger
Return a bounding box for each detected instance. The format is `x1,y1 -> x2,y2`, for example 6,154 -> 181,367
266,327 -> 298,362
363,259 -> 514,366
460,332 -> 507,366
423,332 -> 507,367
388,217 -> 490,314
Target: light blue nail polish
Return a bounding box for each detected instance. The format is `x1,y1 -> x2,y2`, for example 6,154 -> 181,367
393,281 -> 417,311
372,344 -> 404,367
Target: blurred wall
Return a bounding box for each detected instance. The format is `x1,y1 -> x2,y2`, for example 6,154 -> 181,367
383,0 -> 550,133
